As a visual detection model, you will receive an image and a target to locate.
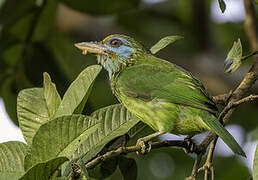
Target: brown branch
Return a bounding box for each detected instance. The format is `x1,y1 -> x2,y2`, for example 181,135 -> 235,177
219,94 -> 258,120
212,91 -> 233,105
85,140 -> 201,170
198,138 -> 218,180
244,0 -> 258,51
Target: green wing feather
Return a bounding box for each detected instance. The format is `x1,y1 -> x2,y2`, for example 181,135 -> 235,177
201,115 -> 246,157
116,55 -> 245,156
117,55 -> 218,114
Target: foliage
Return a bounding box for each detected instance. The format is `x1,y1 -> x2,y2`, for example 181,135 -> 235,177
0,0 -> 257,179
150,35 -> 184,54
254,144 -> 258,180
0,65 -> 143,179
218,0 -> 226,13
224,38 -> 243,73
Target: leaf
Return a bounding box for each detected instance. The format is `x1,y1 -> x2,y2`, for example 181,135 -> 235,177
19,157 -> 68,180
0,141 -> 28,180
2,43 -> 24,66
62,104 -> 139,176
17,88 -> 49,145
224,38 -> 242,73
0,0 -> 35,27
127,122 -> 154,146
24,115 -> 100,170
150,35 -> 184,54
254,144 -> 258,180
218,0 -> 226,13
60,0 -> 139,15
9,13 -> 34,41
1,77 -> 18,125
43,72 -> 61,119
88,157 -> 118,179
32,0 -> 58,42
250,128 -> 258,141
80,104 -> 139,163
55,65 -> 102,117
255,0 -> 258,4
118,156 -> 137,180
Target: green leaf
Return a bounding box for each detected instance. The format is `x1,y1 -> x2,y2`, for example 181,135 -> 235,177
24,115 -> 100,170
0,141 -> 28,180
62,104 -> 139,176
2,43 -> 24,66
224,38 -> 242,73
55,65 -> 102,117
19,157 -> 68,180
17,88 -> 49,145
32,0 -> 58,42
150,35 -> 184,54
218,0 -> 226,13
254,0 -> 258,4
254,143 -> 258,180
250,128 -> 258,141
80,104 -> 139,163
118,156 -> 137,180
88,157 -> 118,179
43,72 -> 61,119
127,122 -> 154,146
0,0 -> 35,27
1,77 -> 18,125
60,0 -> 139,15
9,13 -> 34,41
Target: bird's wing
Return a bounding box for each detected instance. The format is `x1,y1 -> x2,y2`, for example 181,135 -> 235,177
117,57 -> 218,114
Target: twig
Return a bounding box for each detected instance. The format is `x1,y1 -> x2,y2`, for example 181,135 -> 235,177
242,51 -> 258,61
85,140 -> 201,170
198,138 -> 218,180
244,0 -> 258,51
219,94 -> 258,121
212,90 -> 233,105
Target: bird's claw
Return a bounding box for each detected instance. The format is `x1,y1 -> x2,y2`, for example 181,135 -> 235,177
136,139 -> 152,155
183,137 -> 196,154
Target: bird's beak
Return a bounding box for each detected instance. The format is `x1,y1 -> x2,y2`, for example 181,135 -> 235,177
74,42 -> 108,55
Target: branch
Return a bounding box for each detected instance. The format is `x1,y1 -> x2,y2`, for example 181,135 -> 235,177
85,140 -> 201,170
212,91 -> 232,105
244,0 -> 258,51
219,94 -> 258,120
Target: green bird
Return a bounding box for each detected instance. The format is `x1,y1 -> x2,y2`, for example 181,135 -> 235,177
75,34 -> 245,157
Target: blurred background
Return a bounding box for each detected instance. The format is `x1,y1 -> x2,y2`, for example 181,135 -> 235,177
0,0 -> 257,179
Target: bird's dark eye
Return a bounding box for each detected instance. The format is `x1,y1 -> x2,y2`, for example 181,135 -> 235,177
110,39 -> 122,47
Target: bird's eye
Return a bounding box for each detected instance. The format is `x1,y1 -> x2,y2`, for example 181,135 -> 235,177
110,39 -> 122,47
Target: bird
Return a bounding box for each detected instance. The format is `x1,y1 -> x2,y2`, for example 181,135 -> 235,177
75,34 -> 246,157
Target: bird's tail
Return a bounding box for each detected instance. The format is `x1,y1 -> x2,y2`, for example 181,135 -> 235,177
202,116 -> 246,157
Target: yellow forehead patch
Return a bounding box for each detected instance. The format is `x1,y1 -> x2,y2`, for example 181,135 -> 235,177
103,34 -> 117,43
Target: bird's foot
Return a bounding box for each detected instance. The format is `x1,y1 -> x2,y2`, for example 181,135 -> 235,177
183,137 -> 196,154
136,138 -> 152,155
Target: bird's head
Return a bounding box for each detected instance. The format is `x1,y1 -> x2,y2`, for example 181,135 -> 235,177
75,34 -> 147,76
